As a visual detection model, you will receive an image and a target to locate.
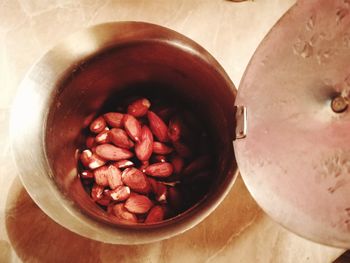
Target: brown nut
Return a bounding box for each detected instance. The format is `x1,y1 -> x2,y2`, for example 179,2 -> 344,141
124,193 -> 153,214
95,130 -> 110,144
152,142 -> 173,154
149,178 -> 168,203
145,206 -> 165,223
145,162 -> 173,177
106,186 -> 131,201
91,184 -> 104,201
106,164 -> 123,189
96,195 -> 111,206
112,203 -> 137,223
95,144 -> 133,161
168,116 -> 182,142
80,149 -> 106,170
153,155 -> 167,163
123,114 -> 142,142
170,155 -> 184,174
121,168 -> 151,194
93,166 -> 110,187
135,126 -> 153,161
127,98 -> 151,117
86,136 -> 96,148
147,111 -> 169,142
103,112 -> 124,128
90,116 -> 107,134
109,128 -> 134,149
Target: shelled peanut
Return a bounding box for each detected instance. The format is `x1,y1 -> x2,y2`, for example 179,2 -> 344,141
78,97 -> 214,224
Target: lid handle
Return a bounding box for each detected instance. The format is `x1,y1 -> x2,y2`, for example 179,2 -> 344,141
234,105 -> 247,140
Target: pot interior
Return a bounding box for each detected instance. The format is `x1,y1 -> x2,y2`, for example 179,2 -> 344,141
45,36 -> 237,228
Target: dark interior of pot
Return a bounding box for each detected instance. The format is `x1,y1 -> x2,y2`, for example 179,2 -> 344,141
45,38 -> 237,228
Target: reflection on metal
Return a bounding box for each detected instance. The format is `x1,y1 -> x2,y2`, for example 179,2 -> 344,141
234,105 -> 247,140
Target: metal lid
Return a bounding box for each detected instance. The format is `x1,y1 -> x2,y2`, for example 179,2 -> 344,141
234,0 -> 350,248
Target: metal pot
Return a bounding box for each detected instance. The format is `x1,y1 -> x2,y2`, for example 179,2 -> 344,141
10,22 -> 238,244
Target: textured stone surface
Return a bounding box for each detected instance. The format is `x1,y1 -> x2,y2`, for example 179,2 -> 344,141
0,0 -> 344,262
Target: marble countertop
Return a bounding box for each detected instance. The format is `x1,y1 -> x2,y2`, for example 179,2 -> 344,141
0,0 -> 345,262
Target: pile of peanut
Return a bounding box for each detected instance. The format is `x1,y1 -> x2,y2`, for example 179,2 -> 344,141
79,97 -> 213,224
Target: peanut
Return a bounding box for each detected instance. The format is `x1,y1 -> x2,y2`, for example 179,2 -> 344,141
78,96 -> 214,224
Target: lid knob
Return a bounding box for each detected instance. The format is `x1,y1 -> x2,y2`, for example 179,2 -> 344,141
331,96 -> 348,113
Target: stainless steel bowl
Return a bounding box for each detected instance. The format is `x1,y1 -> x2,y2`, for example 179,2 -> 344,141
10,22 -> 238,244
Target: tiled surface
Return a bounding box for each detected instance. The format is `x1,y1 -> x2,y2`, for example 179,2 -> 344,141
0,0 -> 345,262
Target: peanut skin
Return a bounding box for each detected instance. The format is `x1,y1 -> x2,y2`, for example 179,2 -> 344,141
79,97 -> 213,224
